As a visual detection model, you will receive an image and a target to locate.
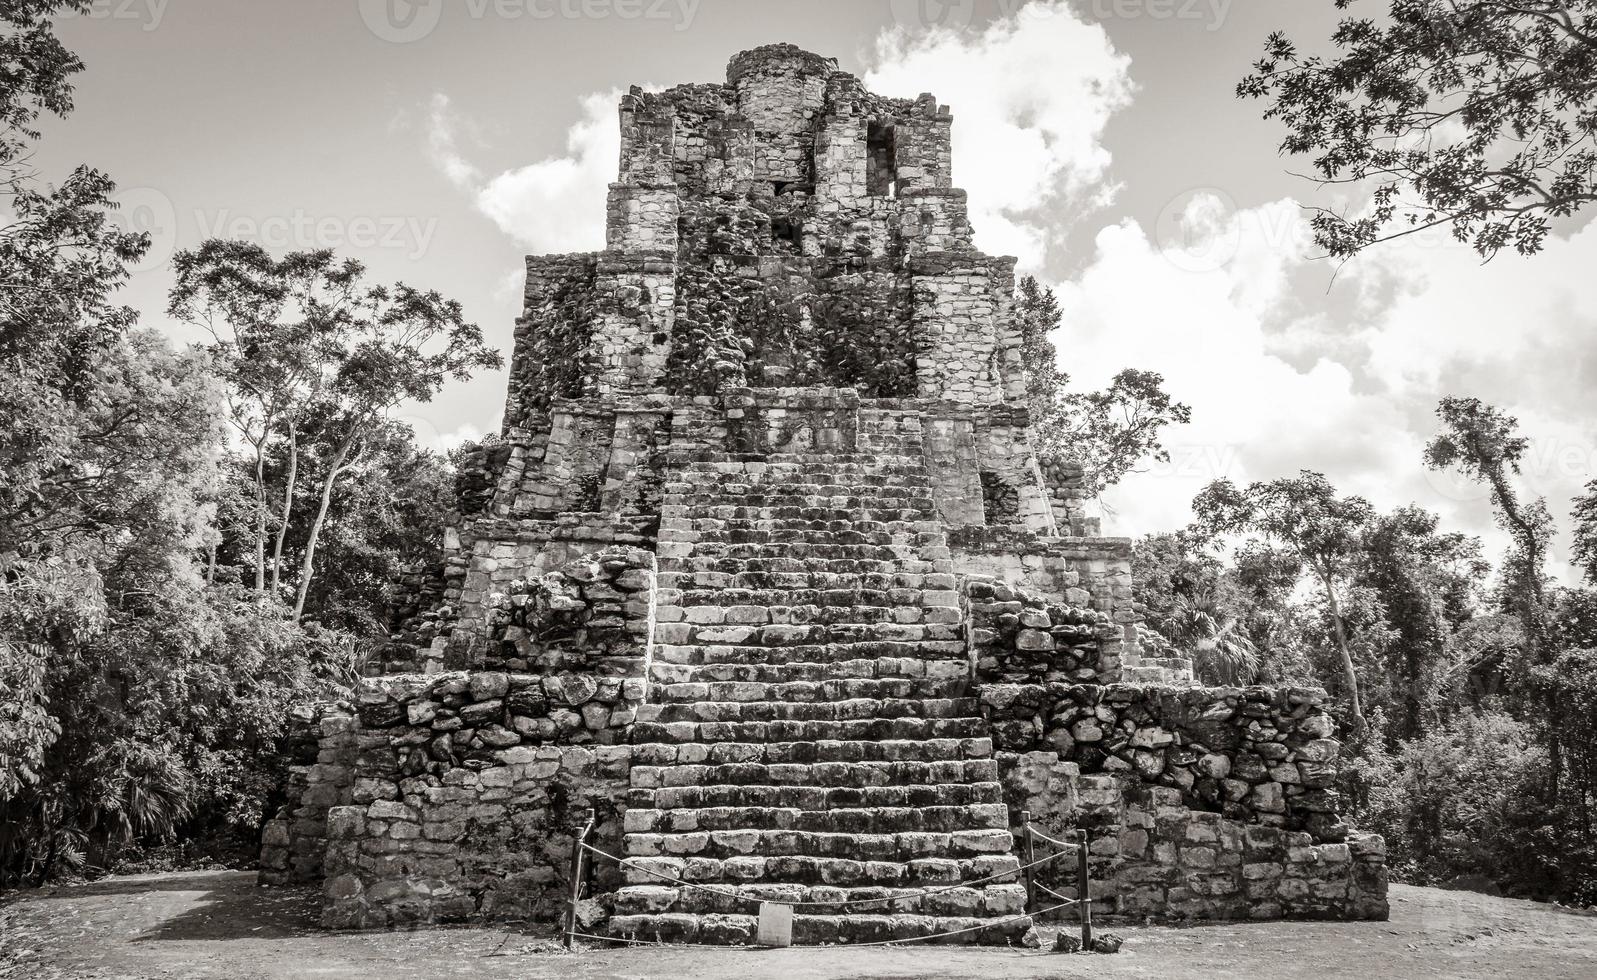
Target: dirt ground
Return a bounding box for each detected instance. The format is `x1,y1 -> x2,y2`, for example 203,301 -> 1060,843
1,872 -> 1593,980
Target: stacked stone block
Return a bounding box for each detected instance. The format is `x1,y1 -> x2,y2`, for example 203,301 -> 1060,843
607,452 -> 1032,944
263,43 -> 1386,941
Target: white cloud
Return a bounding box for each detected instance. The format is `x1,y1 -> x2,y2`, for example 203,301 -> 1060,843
1060,199 -> 1417,530
428,90 -> 620,254
1064,194 -> 1597,584
864,0 -> 1133,269
426,94 -> 483,190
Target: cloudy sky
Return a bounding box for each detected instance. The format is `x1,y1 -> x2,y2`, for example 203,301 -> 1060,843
44,0 -> 1597,582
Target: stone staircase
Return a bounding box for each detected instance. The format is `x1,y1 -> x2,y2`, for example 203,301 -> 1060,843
605,452 -> 1033,945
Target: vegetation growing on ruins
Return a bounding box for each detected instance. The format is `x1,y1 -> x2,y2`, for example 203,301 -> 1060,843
1015,276 -> 1193,498
0,0 -> 1593,916
1134,403 -> 1597,904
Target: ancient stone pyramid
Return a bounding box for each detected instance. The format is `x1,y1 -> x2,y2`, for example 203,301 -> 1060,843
264,44 -> 1387,946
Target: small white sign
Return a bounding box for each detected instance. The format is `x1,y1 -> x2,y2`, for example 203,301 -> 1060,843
757,901 -> 793,947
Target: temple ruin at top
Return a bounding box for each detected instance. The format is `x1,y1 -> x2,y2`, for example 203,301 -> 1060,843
262,45 -> 1388,945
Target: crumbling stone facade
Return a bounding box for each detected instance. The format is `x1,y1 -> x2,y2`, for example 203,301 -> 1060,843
262,45 -> 1386,944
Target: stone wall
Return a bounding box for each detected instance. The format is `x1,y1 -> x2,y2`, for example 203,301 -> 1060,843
259,704 -> 357,885
997,754 -> 1388,923
264,43 -> 1388,938
449,546 -> 655,676
980,683 -> 1346,839
317,671 -> 640,927
964,577 -> 1120,686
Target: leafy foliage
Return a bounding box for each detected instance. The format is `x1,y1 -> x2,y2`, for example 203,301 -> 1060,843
1013,276 -> 1192,496
0,7 -> 458,883
1240,0 -> 1597,259
1194,471 -> 1377,725
664,266 -> 918,398
168,242 -> 501,619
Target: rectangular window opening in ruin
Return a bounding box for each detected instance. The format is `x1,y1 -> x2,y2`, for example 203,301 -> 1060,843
867,120 -> 897,198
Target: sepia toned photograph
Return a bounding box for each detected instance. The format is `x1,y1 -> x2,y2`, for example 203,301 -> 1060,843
1,1 -> 1594,977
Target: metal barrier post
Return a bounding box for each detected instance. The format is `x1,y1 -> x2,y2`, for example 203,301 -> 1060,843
564,808 -> 596,950
1020,810 -> 1037,913
1075,828 -> 1092,949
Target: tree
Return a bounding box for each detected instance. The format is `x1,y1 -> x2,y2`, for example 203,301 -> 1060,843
1165,589 -> 1261,687
1355,506 -> 1486,739
0,3 -> 353,881
1014,276 -> 1193,497
1424,397 -> 1553,659
1,0 -> 149,558
257,419 -> 453,635
169,243 -> 502,619
2,0 -> 156,799
1193,471 -> 1376,727
1239,0 -> 1597,259
1573,479 -> 1597,585
166,243 -> 350,594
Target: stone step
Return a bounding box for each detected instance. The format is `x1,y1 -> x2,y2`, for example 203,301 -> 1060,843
629,758 -> 999,790
662,602 -> 914,624
628,737 -> 993,767
618,854 -> 1019,891
672,461 -> 931,478
665,482 -> 936,498
622,823 -> 1009,861
606,910 -> 1031,947
613,880 -> 1027,918
671,590 -> 955,612
647,657 -> 969,686
624,803 -> 1009,841
657,606 -> 957,629
663,542 -> 921,563
666,517 -> 935,534
651,641 -> 970,673
658,570 -> 954,592
662,508 -> 939,526
635,696 -> 980,724
652,622 -> 961,647
616,854 -> 1015,890
629,716 -> 987,744
650,640 -> 969,666
625,787 -> 1006,826
646,678 -> 968,705
660,505 -> 937,523
660,528 -> 934,548
662,555 -> 912,575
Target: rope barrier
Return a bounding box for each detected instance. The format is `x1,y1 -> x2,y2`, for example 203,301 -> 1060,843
1032,881 -> 1078,905
842,899 -> 1078,947
1021,825 -> 1078,851
567,898 -> 1082,950
579,839 -> 1071,910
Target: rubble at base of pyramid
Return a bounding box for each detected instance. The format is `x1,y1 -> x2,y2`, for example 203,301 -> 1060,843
258,45 -> 1388,943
